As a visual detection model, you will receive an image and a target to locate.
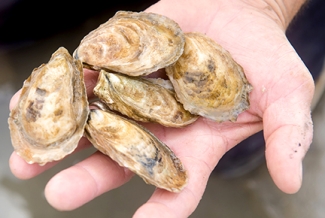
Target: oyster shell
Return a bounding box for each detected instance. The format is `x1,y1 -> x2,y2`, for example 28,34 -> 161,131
165,32 -> 253,122
8,47 -> 89,165
144,77 -> 175,90
94,70 -> 198,127
74,11 -> 185,76
85,106 -> 188,192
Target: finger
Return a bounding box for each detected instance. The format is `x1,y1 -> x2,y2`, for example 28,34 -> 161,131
9,152 -> 58,179
9,89 -> 21,110
45,151 -> 134,211
83,68 -> 99,98
263,63 -> 314,194
9,137 -> 92,179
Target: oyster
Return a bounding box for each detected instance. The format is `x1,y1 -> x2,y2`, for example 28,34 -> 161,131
8,47 -> 89,165
165,32 -> 252,122
94,70 -> 198,127
85,106 -> 188,192
144,77 -> 174,90
7,9 -> 254,194
74,11 -> 185,76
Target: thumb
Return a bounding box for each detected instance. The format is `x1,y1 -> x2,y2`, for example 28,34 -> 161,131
261,52 -> 314,194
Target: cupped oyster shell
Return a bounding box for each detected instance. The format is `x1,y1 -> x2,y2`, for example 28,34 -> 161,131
93,70 -> 198,127
85,106 -> 188,192
74,11 -> 185,76
165,32 -> 253,122
8,47 -> 89,165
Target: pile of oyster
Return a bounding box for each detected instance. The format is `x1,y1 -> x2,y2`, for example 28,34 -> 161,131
8,11 -> 252,192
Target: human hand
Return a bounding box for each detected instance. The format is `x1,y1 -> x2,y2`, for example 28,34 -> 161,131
9,0 -> 314,217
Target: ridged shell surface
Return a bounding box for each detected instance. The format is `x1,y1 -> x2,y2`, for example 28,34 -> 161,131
166,33 -> 252,122
8,47 -> 89,165
85,108 -> 188,192
74,11 -> 185,76
94,70 -> 198,127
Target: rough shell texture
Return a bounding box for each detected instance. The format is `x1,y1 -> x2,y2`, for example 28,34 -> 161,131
85,108 -> 188,192
143,77 -> 175,90
165,32 -> 253,122
74,11 -> 185,76
94,70 -> 198,127
8,47 -> 89,165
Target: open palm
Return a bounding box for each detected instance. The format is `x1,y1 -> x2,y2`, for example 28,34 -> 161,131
9,0 -> 314,217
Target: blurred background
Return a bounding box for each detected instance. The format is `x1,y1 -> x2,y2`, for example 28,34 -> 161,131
1,0 -> 325,217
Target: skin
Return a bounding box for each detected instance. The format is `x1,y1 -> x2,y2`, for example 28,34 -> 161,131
9,0 -> 314,217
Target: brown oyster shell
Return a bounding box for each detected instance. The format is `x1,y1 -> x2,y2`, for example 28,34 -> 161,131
143,77 -> 175,90
8,47 -> 89,165
165,32 -> 253,122
85,107 -> 188,192
93,70 -> 198,127
74,11 -> 185,76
